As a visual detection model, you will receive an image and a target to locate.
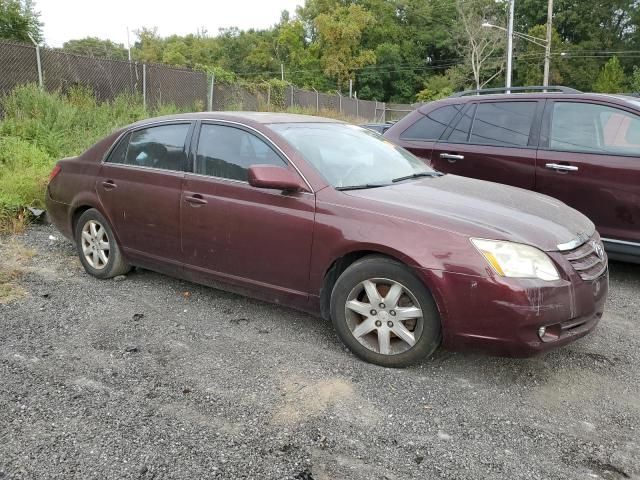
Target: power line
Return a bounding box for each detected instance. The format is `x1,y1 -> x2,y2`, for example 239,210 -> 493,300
230,48 -> 640,79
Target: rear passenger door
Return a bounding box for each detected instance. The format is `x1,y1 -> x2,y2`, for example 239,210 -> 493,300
97,122 -> 193,274
432,100 -> 542,190
536,100 -> 640,245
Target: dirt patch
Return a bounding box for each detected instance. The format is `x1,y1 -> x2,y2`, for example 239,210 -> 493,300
273,377 -> 355,425
0,239 -> 35,304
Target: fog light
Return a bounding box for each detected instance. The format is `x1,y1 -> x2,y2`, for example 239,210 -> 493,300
538,326 -> 546,339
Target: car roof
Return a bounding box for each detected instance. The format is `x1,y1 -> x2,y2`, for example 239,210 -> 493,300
128,111 -> 343,129
416,91 -> 640,114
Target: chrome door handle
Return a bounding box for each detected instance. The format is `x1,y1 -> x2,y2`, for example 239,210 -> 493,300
101,180 -> 117,190
184,194 -> 207,206
440,153 -> 464,162
545,163 -> 578,172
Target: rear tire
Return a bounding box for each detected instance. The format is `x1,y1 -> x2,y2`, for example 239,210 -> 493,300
330,255 -> 441,368
74,208 -> 131,279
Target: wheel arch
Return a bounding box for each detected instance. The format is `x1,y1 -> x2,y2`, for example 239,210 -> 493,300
319,247 -> 442,322
69,201 -> 126,259
71,205 -> 94,233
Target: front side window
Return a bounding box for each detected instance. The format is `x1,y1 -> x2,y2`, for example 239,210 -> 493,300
400,105 -> 462,141
469,102 -> 537,147
550,102 -> 640,155
196,124 -> 286,181
271,123 -> 434,188
107,123 -> 190,171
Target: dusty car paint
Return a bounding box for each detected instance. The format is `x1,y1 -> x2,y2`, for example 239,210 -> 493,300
46,112 -> 608,357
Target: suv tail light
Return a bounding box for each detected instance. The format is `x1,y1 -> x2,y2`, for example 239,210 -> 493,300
48,164 -> 61,183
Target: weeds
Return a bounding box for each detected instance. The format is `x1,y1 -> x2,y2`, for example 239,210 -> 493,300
0,84 -> 359,232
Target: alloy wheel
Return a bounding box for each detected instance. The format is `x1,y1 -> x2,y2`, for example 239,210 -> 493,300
344,278 -> 424,355
81,220 -> 110,270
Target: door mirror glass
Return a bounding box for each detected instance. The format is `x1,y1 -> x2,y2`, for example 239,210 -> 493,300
248,165 -> 305,192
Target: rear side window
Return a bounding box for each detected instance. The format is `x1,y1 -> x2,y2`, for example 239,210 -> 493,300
469,102 -> 536,147
107,123 -> 190,172
400,105 -> 461,141
549,102 -> 640,155
196,124 -> 286,181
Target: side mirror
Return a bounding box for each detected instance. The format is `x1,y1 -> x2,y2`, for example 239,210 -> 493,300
248,165 -> 306,193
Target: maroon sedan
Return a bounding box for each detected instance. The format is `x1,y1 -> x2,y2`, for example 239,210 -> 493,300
45,112 -> 608,367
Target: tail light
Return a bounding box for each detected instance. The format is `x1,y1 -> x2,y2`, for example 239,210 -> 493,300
48,164 -> 61,183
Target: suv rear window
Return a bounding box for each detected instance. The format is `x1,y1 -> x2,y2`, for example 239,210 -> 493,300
400,105 -> 461,141
469,102 -> 536,147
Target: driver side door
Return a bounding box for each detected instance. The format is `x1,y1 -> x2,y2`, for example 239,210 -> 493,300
181,122 -> 316,308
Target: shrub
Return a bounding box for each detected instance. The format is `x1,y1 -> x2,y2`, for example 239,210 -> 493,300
0,85 -> 193,231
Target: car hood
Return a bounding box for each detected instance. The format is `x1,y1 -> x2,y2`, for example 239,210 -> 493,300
343,175 -> 594,252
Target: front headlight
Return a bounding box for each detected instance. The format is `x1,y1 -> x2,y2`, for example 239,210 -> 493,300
471,238 -> 560,281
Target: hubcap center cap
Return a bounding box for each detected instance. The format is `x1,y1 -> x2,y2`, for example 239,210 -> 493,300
378,311 -> 390,322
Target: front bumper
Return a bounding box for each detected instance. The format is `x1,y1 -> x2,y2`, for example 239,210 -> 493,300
418,257 -> 608,357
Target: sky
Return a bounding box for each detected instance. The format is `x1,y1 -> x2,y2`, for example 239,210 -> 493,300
38,0 -> 304,47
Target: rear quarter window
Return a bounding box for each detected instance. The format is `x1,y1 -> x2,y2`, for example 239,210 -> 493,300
106,132 -> 131,164
400,105 -> 461,141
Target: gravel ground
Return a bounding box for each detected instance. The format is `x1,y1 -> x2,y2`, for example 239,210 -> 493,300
1,224 -> 639,480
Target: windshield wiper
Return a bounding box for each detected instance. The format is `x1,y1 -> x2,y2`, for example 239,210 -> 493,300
392,171 -> 443,183
335,183 -> 390,191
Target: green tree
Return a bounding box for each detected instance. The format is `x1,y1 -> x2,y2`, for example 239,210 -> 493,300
631,66 -> 640,94
0,0 -> 42,43
133,27 -> 164,63
62,37 -> 128,59
315,3 -> 376,89
517,25 -> 564,86
593,56 -> 627,93
516,0 -> 638,87
161,39 -> 189,66
415,74 -> 454,102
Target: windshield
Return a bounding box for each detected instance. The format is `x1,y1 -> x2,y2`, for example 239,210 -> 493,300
270,123 -> 435,188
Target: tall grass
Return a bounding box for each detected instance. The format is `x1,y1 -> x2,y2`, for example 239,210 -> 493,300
0,85 -> 189,232
0,84 -> 359,233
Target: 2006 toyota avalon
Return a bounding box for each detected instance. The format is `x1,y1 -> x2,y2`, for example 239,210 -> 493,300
45,112 -> 608,367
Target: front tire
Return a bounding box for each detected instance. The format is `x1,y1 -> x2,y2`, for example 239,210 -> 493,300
74,208 -> 131,279
330,256 -> 441,368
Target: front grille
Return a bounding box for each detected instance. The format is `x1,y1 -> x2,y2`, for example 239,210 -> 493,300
562,234 -> 608,281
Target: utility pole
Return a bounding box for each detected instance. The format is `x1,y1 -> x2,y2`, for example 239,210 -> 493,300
349,79 -> 353,98
505,0 -> 515,91
543,0 -> 553,87
281,63 -> 284,81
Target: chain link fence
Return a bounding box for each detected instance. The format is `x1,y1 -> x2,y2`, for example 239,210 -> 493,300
0,39 -> 414,122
